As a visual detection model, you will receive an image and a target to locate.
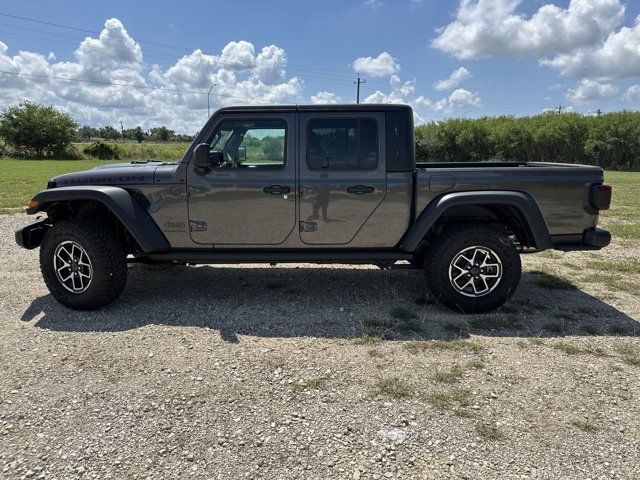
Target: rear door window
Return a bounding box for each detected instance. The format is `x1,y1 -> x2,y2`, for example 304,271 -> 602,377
306,118 -> 378,170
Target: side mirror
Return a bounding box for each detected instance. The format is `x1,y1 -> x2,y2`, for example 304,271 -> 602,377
193,143 -> 212,170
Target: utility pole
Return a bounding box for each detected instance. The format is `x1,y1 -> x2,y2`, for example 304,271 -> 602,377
119,121 -> 125,143
354,74 -> 366,104
207,84 -> 217,118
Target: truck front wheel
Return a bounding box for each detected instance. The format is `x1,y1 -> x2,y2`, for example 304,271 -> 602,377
40,219 -> 127,310
424,225 -> 521,314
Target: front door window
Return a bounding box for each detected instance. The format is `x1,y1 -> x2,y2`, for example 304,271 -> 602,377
209,119 -> 286,169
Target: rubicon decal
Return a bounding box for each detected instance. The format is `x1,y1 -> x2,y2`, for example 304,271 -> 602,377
60,175 -> 148,185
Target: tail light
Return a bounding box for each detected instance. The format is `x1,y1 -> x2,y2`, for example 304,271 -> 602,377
590,184 -> 612,210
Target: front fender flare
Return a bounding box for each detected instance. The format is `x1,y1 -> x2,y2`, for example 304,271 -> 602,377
399,190 -> 552,252
27,186 -> 170,253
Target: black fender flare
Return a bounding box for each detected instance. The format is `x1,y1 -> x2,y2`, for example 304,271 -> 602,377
27,186 -> 170,253
399,190 -> 552,252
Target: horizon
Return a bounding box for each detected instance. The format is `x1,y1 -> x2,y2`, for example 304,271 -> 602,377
0,0 -> 639,133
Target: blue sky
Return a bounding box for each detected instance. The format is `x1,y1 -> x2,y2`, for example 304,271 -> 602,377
0,0 -> 639,131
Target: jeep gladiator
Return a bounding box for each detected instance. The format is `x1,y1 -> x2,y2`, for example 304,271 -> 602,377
15,104 -> 612,312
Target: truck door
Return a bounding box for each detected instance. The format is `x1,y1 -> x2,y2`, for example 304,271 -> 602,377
187,113 -> 296,245
299,111 -> 386,245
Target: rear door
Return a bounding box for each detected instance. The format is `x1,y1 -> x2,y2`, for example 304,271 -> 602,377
187,113 -> 296,245
299,111 -> 386,245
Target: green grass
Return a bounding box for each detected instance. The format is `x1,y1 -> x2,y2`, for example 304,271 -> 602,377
373,376 -> 413,398
433,365 -> 465,384
426,388 -> 472,409
0,143 -> 188,212
0,159 -> 112,212
354,333 -> 384,345
405,339 -> 482,354
389,306 -> 418,321
571,419 -> 599,433
601,171 -> 640,240
469,314 -> 523,331
615,344 -> 640,366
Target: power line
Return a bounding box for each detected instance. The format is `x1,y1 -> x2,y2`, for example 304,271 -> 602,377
0,12 -> 562,113
0,12 -> 366,80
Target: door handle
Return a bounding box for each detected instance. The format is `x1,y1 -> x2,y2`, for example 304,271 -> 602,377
346,185 -> 375,195
263,185 -> 291,195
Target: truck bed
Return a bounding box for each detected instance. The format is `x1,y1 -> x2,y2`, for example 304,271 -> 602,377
415,162 -> 604,238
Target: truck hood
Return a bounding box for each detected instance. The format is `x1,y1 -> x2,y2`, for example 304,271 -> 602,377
50,161 -> 176,187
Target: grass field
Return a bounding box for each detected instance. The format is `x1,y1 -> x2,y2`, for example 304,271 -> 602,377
72,141 -> 189,161
598,171 -> 640,241
0,159 -> 113,212
0,158 -> 638,237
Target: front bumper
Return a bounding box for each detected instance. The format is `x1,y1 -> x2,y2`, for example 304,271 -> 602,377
15,217 -> 50,249
554,227 -> 611,252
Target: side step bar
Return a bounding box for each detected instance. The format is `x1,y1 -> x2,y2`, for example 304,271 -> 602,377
135,249 -> 414,265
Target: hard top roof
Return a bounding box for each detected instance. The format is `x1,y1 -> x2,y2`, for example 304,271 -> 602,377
216,103 -> 412,113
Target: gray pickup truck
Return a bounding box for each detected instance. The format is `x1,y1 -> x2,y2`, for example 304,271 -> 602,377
16,104 -> 612,313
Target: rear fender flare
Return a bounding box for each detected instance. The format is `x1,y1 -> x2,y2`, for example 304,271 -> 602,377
27,186 -> 170,253
400,191 -> 552,252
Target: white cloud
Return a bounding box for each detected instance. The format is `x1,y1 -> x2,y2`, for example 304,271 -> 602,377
310,91 -> 341,104
432,0 -> 625,60
352,52 -> 400,78
219,40 -> 255,70
0,19 -> 302,133
434,67 -> 471,91
540,15 -> 640,79
364,75 -> 414,104
252,45 -> 287,84
433,88 -> 481,112
565,79 -> 619,103
623,85 -> 640,101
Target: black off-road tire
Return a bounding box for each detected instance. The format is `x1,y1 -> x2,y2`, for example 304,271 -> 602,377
40,219 -> 127,310
424,225 -> 521,314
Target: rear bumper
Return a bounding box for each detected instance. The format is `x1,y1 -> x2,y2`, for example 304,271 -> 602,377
553,227 -> 611,252
15,217 -> 50,249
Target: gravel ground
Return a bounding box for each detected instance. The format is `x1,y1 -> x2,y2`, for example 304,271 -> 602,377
1,213 -> 639,480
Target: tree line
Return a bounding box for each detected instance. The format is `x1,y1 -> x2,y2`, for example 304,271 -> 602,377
416,111 -> 640,171
77,125 -> 195,144
0,102 -> 195,158
1,102 -> 639,170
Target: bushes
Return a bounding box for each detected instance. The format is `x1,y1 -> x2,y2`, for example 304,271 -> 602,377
0,102 -> 78,157
83,141 -> 120,160
415,111 -> 640,170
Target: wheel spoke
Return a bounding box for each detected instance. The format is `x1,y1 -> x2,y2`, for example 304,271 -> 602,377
459,278 -> 473,292
453,270 -> 468,283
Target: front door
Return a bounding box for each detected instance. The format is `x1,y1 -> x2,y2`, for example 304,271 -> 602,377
299,111 -> 386,245
187,113 -> 296,245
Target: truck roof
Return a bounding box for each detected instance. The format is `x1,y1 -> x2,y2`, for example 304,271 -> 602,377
216,104 -> 413,114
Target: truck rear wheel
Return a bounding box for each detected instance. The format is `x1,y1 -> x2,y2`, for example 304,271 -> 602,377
424,225 -> 521,314
40,219 -> 127,310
